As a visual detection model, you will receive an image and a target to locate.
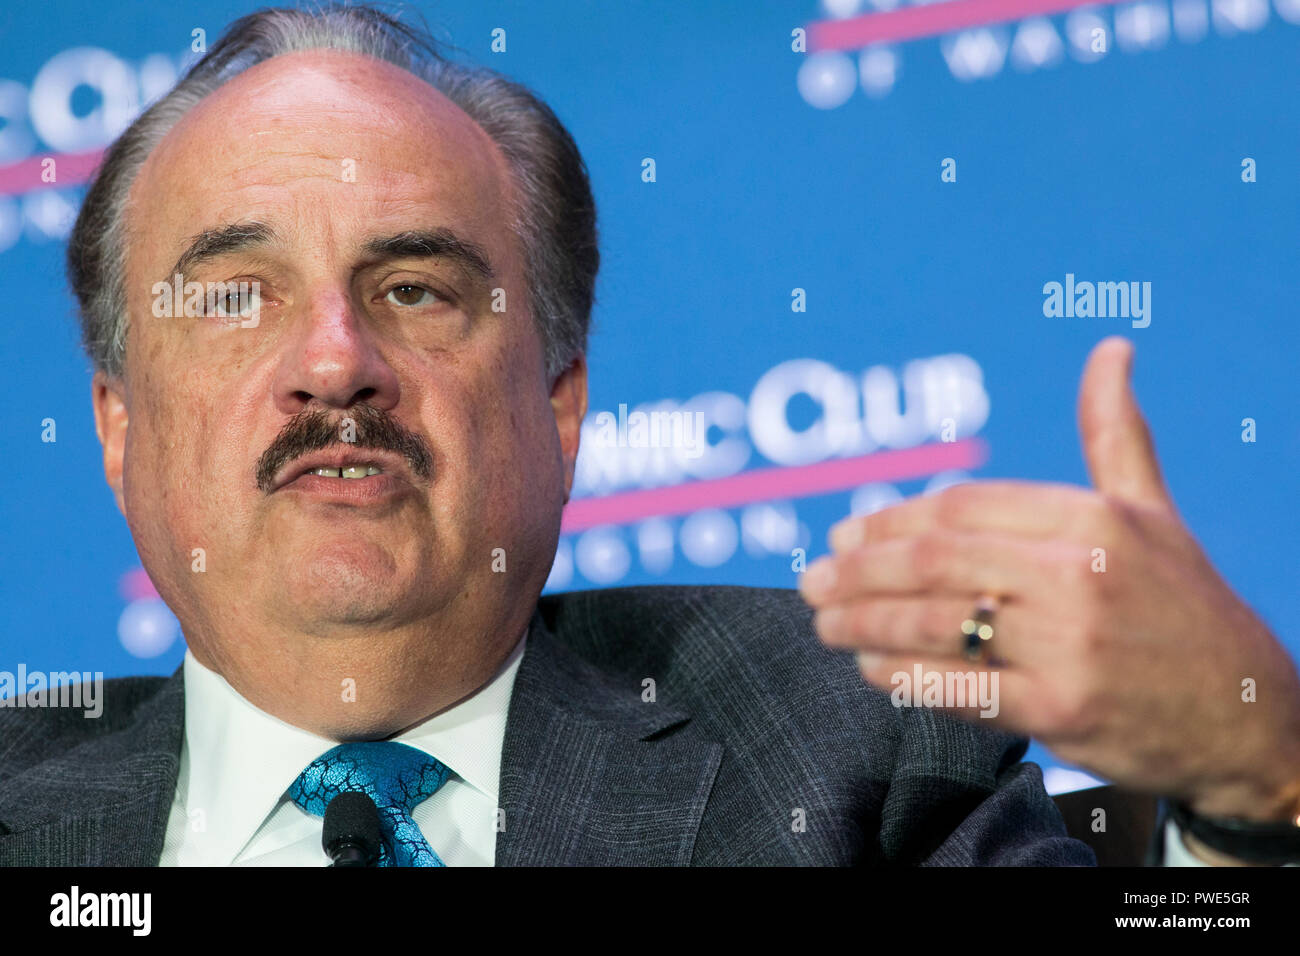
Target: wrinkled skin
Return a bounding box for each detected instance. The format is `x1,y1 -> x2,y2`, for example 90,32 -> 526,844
93,50 -> 586,740
803,338 -> 1300,864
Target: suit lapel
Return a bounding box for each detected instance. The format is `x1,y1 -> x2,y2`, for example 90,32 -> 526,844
496,612 -> 723,866
1,614 -> 726,866
0,669 -> 183,866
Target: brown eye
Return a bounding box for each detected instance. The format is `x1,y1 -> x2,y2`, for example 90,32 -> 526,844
387,284 -> 438,307
213,286 -> 261,318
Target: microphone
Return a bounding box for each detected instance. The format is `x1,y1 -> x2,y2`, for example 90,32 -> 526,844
322,792 -> 384,867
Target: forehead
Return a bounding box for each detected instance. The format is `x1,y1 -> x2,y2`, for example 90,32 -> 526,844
127,49 -> 514,263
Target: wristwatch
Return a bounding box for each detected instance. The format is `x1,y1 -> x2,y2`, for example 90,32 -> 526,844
1164,798 -> 1300,865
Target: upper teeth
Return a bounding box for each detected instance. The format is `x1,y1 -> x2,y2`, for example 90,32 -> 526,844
312,465 -> 382,478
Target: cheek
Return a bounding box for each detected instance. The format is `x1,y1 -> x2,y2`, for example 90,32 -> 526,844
449,358 -> 559,509
488,344 -> 556,458
123,378 -> 229,537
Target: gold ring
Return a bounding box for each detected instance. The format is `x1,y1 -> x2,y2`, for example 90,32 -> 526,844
961,595 -> 999,661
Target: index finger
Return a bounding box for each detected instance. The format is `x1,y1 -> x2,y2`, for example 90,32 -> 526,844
829,481 -> 1101,550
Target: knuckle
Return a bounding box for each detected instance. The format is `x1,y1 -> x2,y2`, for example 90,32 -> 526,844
1073,492 -> 1116,539
911,533 -> 947,586
1097,493 -> 1137,539
813,607 -> 842,642
837,514 -> 871,547
923,603 -> 959,652
1056,589 -> 1104,648
1056,548 -> 1089,585
861,511 -> 889,543
848,601 -> 880,641
1057,545 -> 1107,598
935,485 -> 975,527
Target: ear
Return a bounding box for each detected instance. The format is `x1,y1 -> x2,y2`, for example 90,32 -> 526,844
91,371 -> 128,515
548,353 -> 588,503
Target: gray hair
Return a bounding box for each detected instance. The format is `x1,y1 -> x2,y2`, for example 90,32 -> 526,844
67,3 -> 598,382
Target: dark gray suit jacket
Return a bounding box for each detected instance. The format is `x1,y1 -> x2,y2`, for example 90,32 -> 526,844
0,585 -> 1094,865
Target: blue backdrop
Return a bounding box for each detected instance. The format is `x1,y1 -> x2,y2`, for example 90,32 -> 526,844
3,0 -> 1297,793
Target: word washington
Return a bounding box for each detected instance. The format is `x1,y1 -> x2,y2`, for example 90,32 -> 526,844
0,666 -> 103,718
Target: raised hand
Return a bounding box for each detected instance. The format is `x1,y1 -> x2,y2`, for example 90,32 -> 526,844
800,337 -> 1300,826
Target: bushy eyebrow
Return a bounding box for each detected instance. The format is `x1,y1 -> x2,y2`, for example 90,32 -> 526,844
362,229 -> 495,280
165,222 -> 495,282
169,221 -> 277,279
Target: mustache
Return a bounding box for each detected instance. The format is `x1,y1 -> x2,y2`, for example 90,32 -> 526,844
255,403 -> 434,493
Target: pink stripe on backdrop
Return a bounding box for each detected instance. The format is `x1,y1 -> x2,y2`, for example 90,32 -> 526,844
808,0 -> 1125,50
0,1 -> 1112,194
559,438 -> 987,534
0,148 -> 105,197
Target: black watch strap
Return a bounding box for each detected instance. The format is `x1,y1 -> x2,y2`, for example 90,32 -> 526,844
1164,798 -> 1300,866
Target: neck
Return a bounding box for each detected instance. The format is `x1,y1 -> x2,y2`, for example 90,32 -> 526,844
184,613 -> 532,740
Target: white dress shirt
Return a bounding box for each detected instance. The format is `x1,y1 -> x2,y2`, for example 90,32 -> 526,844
1164,819 -> 1212,867
152,624 -> 1263,867
158,631 -> 526,867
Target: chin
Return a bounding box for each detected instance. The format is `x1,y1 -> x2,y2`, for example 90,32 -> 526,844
286,552 -> 428,627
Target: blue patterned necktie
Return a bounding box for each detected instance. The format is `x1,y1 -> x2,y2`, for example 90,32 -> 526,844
288,741 -> 453,867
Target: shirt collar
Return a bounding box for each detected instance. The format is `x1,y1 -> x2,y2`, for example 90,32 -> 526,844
178,630 -> 527,866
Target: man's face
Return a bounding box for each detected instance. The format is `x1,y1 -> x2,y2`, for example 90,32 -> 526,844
93,50 -> 585,736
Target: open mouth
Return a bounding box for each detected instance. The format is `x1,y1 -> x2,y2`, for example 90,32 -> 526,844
266,448 -> 419,502
306,465 -> 385,479
274,459 -> 411,507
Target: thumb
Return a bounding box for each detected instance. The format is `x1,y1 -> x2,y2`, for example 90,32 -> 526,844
1077,336 -> 1173,510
